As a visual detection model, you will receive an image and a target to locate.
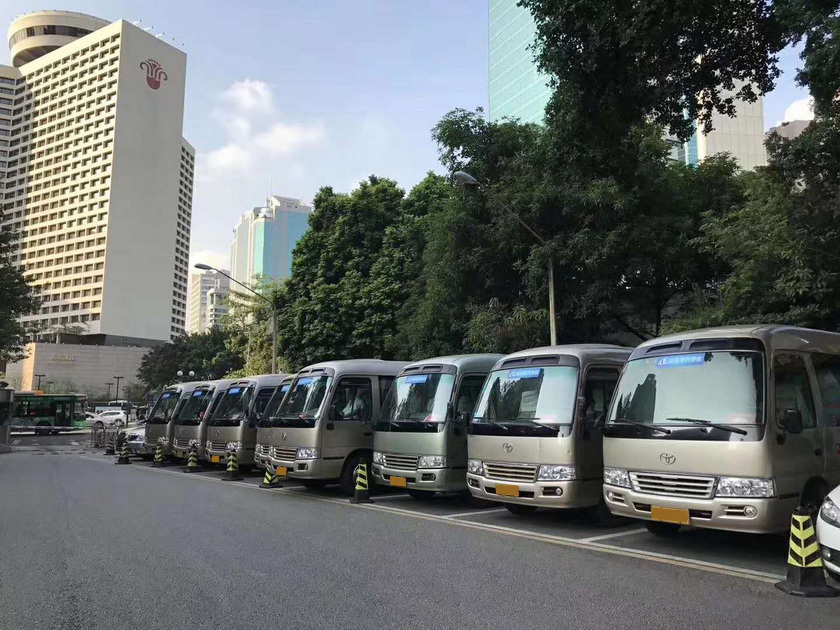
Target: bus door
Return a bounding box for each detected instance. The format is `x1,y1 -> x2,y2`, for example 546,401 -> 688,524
54,401 -> 70,427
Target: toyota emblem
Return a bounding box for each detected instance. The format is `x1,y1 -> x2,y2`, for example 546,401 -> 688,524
214,430 -> 220,438
281,432 -> 288,441
660,452 -> 676,465
502,442 -> 513,453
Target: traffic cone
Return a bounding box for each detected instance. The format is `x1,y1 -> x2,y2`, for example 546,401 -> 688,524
104,431 -> 116,455
184,445 -> 201,473
349,461 -> 372,504
151,443 -> 165,467
776,506 -> 838,597
115,435 -> 131,465
260,463 -> 283,489
222,449 -> 243,481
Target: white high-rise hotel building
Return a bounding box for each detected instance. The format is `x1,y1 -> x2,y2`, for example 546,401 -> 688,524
0,11 -> 192,346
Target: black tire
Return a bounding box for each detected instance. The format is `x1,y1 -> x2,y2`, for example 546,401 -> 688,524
590,499 -> 628,527
407,489 -> 436,500
50,430 -> 60,435
466,494 -> 496,509
300,479 -> 328,489
802,482 -> 828,523
645,521 -> 682,537
505,504 -> 537,516
340,453 -> 370,496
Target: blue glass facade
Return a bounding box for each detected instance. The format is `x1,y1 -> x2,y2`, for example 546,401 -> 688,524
489,0 -> 551,124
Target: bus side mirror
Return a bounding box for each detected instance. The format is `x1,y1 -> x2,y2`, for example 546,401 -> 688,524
780,409 -> 803,434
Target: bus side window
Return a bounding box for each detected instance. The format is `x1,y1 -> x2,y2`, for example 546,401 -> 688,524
774,354 -> 817,429
333,378 -> 373,422
378,376 -> 395,405
455,376 -> 486,418
811,354 -> 840,427
583,368 -> 620,423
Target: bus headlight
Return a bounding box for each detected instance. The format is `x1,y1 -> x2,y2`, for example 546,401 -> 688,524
820,497 -> 840,527
538,465 -> 577,481
226,441 -> 243,451
604,468 -> 631,488
418,455 -> 446,469
468,459 -> 484,475
157,437 -> 167,445
188,439 -> 200,447
296,447 -> 320,460
372,451 -> 384,464
715,477 -> 775,498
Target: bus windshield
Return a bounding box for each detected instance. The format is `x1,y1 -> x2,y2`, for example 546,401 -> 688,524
607,351 -> 764,427
208,386 -> 254,426
272,376 -> 332,428
375,373 -> 455,433
260,383 -> 291,427
147,391 -> 180,424
175,388 -> 213,426
470,366 -> 579,437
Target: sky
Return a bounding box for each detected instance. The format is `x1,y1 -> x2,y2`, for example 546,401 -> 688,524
1,1 -> 813,273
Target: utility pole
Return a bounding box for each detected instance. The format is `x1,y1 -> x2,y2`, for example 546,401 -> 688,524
106,383 -> 113,399
113,376 -> 124,401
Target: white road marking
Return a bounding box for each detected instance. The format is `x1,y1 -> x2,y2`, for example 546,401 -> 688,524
11,439 -> 20,446
580,527 -> 647,542
366,493 -> 412,501
70,441 -> 80,446
444,508 -> 508,519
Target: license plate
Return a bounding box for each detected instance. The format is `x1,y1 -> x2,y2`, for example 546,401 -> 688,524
275,466 -> 288,477
211,455 -> 220,463
496,484 -> 520,497
390,476 -> 407,487
651,506 -> 690,525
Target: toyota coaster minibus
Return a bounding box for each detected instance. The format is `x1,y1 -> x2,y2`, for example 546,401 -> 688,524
203,374 -> 287,467
144,381 -> 202,456
603,325 -> 840,535
171,379 -> 236,461
254,376 -> 294,469
264,360 -> 408,494
372,355 -> 502,497
466,345 -> 631,519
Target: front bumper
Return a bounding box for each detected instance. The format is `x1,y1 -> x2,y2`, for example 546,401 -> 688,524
271,456 -> 341,480
466,473 -> 599,508
127,440 -> 147,455
603,484 -> 796,533
373,464 -> 465,492
204,445 -> 254,466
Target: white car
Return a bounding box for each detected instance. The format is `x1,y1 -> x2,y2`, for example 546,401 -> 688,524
86,410 -> 127,429
817,486 -> 840,583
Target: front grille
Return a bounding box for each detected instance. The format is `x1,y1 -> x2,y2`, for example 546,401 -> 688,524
272,446 -> 297,461
484,462 -> 538,482
256,444 -> 271,457
174,437 -> 190,449
209,440 -> 228,451
630,471 -> 715,499
383,453 -> 418,470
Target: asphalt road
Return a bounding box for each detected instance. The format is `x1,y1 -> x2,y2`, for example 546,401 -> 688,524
1,450 -> 839,630
9,431 -> 89,447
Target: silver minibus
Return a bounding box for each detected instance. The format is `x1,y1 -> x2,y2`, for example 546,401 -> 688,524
372,355 -> 502,497
603,325 -> 840,535
254,376 -> 294,470
203,374 -> 287,467
171,379 -> 236,461
143,381 -> 202,456
466,345 -> 631,519
263,360 -> 408,494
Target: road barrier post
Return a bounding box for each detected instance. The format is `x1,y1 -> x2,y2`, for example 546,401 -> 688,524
152,442 -> 166,467
350,462 -> 372,504
260,463 -> 283,489
104,429 -> 116,455
776,506 -> 838,597
184,444 -> 201,473
115,433 -> 131,465
222,449 -> 243,481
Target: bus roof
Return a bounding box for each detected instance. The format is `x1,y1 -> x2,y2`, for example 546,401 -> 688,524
399,354 -> 504,376
491,344 -> 632,371
296,359 -> 410,378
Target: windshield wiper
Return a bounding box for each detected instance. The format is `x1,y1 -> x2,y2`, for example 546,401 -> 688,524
472,416 -> 510,432
610,417 -> 672,435
666,417 -> 748,436
508,417 -> 561,432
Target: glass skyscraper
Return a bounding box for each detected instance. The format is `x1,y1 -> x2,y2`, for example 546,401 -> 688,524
488,0 -> 551,124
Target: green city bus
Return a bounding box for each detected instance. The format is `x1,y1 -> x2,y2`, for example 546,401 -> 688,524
12,392 -> 88,435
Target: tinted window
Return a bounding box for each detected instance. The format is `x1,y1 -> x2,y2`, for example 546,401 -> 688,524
253,387 -> 276,417
332,377 -> 373,422
455,375 -> 487,416
774,354 -> 816,429
582,368 -> 619,424
813,353 -> 840,427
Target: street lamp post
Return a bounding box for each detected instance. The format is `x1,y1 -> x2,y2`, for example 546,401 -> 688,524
195,263 -> 278,373
113,376 -> 124,401
453,171 -> 558,346
34,374 -> 46,390
106,383 -> 113,399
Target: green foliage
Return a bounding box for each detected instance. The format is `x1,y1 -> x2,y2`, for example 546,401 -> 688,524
0,215 -> 40,363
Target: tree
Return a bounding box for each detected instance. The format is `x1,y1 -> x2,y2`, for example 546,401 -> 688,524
0,216 -> 40,363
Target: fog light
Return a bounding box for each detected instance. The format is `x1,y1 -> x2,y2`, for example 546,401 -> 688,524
821,546 -> 832,560
744,505 -> 757,518
607,491 -> 617,501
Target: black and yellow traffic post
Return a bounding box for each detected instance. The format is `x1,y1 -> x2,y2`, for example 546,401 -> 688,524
184,444 -> 201,473
259,463 -> 283,489
349,462 -> 372,504
115,433 -> 131,465
151,443 -> 165,467
104,431 -> 116,456
776,506 -> 838,597
222,448 -> 243,481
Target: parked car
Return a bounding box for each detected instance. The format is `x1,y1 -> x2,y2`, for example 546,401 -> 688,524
817,485 -> 840,583
85,409 -> 126,429
124,425 -> 148,458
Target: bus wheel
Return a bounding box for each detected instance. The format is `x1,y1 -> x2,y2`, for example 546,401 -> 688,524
590,499 -> 628,527
407,489 -> 436,500
505,504 -> 537,516
645,521 -> 681,537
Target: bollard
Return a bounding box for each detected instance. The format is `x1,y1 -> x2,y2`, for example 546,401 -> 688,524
349,461 -> 372,504
151,443 -> 166,467
222,449 -> 243,481
776,506 -> 838,597
184,444 -> 201,473
259,463 -> 283,489
104,430 -> 116,455
115,434 -> 131,465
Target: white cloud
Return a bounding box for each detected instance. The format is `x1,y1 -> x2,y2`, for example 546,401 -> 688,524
254,122 -> 326,155
221,79 -> 274,115
189,248 -> 230,273
205,144 -> 252,173
782,96 -> 815,124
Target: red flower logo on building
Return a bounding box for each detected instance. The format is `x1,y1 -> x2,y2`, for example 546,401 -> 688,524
140,59 -> 168,90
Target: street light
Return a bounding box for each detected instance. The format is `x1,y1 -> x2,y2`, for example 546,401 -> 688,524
105,382 -> 113,399
195,263 -> 279,374
113,376 -> 124,402
453,171 -> 558,345
34,374 -> 46,390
